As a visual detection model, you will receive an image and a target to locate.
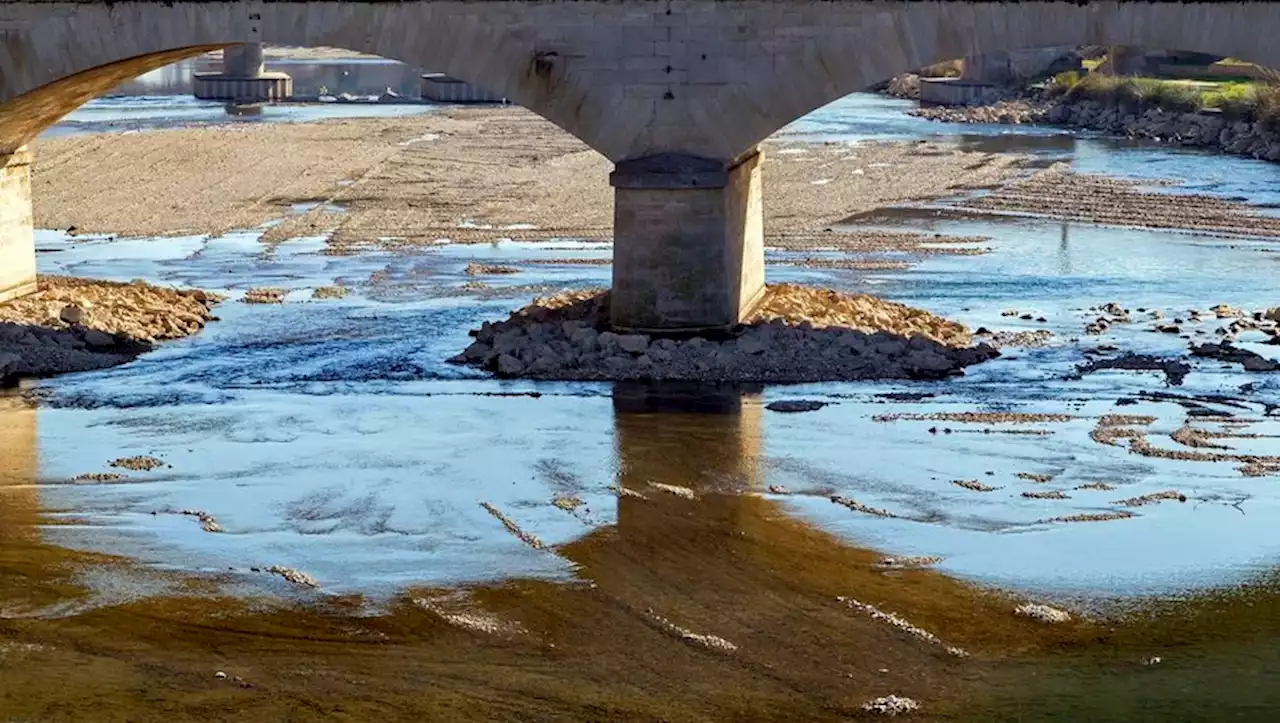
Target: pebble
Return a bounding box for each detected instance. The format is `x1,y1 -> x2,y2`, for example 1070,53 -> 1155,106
1015,603 -> 1071,623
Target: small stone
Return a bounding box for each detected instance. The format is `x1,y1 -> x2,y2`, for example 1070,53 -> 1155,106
215,671 -> 227,679
495,354 -> 525,377
616,334 -> 649,354
59,305 -> 84,325
766,400 -> 828,413
82,329 -> 115,348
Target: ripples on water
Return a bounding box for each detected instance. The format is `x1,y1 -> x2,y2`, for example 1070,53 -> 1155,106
11,93 -> 1280,601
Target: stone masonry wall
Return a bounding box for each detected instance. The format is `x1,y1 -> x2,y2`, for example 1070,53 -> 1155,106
0,150 -> 35,304
3,2 -> 1280,161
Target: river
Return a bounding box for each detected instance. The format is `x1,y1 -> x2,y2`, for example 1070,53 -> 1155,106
6,86 -> 1280,720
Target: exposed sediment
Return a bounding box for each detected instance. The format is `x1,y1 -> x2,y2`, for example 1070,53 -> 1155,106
449,284 -> 999,383
0,276 -> 220,382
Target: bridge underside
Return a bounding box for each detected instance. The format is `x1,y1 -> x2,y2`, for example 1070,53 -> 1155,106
3,0 -> 1279,326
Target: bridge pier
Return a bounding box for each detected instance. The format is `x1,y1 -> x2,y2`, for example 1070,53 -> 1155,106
0,148 -> 36,304
609,151 -> 765,332
193,43 -> 292,102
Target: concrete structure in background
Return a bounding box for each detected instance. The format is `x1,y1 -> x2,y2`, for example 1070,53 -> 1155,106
193,42 -> 293,101
921,47 -> 1078,107
1,1 -> 1279,329
420,74 -> 506,104
0,149 -> 35,304
918,78 -> 1007,107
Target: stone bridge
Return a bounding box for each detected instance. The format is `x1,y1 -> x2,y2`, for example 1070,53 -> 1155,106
2,1 -> 1277,329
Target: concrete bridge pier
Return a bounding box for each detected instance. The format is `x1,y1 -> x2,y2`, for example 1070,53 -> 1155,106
0,148 -> 36,304
193,43 -> 292,102
609,151 -> 765,332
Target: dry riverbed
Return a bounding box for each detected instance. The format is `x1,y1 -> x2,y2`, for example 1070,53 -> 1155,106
31,107 -> 1029,259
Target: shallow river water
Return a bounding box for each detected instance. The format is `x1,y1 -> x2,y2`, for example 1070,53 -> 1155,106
8,92 -> 1280,720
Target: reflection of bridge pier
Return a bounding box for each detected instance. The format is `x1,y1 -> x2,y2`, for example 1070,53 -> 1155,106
610,383 -> 762,546
0,395 -> 38,543
193,43 -> 292,102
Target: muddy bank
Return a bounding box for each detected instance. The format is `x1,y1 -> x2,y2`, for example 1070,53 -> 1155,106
449,284 -> 998,383
32,107 -> 1030,256
0,276 -> 218,381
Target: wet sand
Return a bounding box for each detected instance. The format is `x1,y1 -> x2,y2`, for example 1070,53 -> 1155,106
31,107 -> 1029,254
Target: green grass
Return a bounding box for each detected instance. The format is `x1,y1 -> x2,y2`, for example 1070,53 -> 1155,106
1052,72 -> 1280,124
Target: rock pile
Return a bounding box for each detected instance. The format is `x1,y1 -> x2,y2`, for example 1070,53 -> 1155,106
0,275 -> 220,382
449,284 -> 999,383
915,97 -> 1280,164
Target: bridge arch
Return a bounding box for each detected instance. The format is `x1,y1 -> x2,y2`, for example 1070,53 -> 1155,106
717,1 -> 1280,157
0,2 -> 621,159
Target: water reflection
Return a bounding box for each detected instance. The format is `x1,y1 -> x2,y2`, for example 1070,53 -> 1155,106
0,393 -> 37,543
612,383 -> 763,538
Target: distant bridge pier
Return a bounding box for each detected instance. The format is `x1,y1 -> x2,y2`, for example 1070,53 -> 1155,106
0,148 -> 35,304
193,43 -> 292,102
609,151 -> 765,332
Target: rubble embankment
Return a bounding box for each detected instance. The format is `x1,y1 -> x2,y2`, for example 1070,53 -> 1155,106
0,276 -> 221,382
449,284 -> 999,383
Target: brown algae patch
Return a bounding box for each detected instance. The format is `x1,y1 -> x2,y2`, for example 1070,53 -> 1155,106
108,456 -> 167,471
1015,472 -> 1055,483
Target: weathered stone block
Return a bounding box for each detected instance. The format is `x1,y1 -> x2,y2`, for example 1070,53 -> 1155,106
0,148 -> 35,304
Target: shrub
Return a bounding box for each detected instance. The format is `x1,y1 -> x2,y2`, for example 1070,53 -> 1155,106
919,59 -> 963,79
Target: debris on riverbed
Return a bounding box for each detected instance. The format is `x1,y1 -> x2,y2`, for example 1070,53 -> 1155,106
241,287 -> 286,304
0,276 -> 220,381
1039,511 -> 1134,524
608,484 -> 647,500
263,566 -> 320,588
464,262 -> 520,276
70,472 -> 127,483
311,285 -> 347,300
1015,472 -> 1055,483
1113,490 -> 1186,506
1021,490 -> 1070,500
874,412 -> 1073,424
178,509 -> 223,533
644,609 -> 738,653
413,594 -> 527,637
109,455 -> 167,471
551,494 -> 584,511
952,479 -> 999,492
830,495 -> 901,519
648,482 -> 696,500
838,597 -> 968,658
1014,602 -> 1071,624
1075,482 -> 1117,491
860,695 -> 921,717
479,502 -> 546,550
449,285 -> 999,383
